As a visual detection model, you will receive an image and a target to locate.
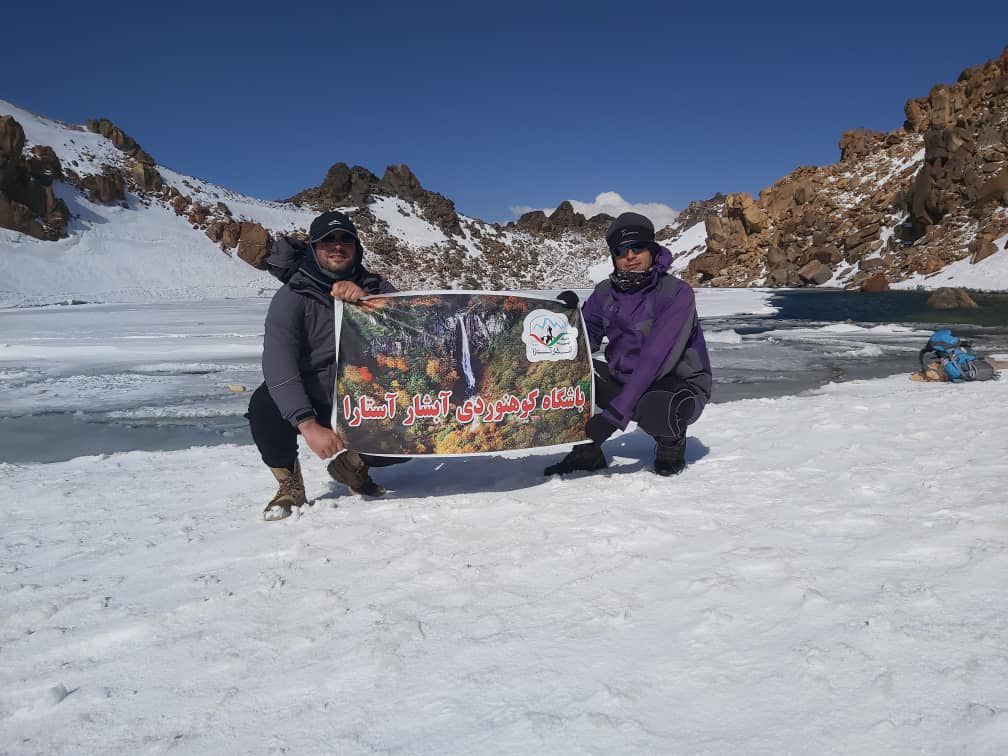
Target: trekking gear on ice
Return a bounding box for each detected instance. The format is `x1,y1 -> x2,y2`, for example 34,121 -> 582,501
543,442 -> 608,476
654,436 -> 687,477
327,451 -> 386,496
918,329 -> 998,382
264,463 -> 306,521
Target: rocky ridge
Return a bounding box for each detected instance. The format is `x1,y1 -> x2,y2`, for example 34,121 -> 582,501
2,48 -> 1007,294
673,47 -> 1008,290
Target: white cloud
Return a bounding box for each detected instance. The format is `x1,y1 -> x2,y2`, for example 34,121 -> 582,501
511,192 -> 679,229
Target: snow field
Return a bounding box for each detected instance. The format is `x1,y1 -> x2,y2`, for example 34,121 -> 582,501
2,375 -> 1007,753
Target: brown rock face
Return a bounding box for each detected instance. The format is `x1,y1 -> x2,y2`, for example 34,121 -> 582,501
839,129 -> 885,162
237,222 -> 270,269
516,210 -> 550,233
798,259 -> 832,285
379,164 -> 424,200
549,201 -> 586,229
82,170 -> 126,205
927,287 -> 979,309
0,116 -> 70,240
689,252 -> 728,280
860,272 -> 890,292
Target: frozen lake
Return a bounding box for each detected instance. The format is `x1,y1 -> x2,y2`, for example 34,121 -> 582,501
1,291 -> 1005,463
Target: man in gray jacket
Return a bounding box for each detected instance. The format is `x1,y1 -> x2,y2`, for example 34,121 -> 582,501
247,211 -> 406,521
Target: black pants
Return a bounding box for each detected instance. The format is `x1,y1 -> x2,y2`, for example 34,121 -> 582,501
593,359 -> 704,442
247,382 -> 411,470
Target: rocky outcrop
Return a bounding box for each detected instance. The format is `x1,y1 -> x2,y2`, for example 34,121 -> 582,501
0,115 -> 70,240
86,117 -> 165,193
513,201 -> 594,238
236,222 -> 270,269
286,162 -> 463,236
669,46 -> 1008,290
82,169 -> 126,205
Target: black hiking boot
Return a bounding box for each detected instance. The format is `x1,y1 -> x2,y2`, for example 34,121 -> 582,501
543,442 -> 608,476
654,436 -> 686,476
327,451 -> 386,496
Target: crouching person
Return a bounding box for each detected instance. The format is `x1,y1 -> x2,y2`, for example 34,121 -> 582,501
545,212 -> 712,477
248,211 -> 408,521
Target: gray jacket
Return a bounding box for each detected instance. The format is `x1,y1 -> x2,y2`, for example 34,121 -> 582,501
262,238 -> 396,426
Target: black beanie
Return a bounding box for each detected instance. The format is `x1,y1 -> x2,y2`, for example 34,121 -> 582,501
605,212 -> 655,253
309,211 -> 359,243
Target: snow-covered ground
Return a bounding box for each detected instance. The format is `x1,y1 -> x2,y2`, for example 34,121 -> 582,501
3,374 -> 1007,754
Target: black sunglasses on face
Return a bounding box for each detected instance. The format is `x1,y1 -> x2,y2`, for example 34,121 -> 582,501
317,232 -> 356,246
613,243 -> 649,258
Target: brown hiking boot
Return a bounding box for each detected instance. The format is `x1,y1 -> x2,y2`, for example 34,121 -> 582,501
327,451 -> 386,496
263,462 -> 306,522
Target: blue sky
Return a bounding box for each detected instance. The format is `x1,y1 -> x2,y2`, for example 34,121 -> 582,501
3,1 -> 1006,223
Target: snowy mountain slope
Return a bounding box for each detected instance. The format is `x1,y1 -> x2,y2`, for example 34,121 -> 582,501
0,100 -> 609,305
3,374 -> 1006,753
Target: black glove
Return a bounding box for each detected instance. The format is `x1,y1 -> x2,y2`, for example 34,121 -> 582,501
556,290 -> 580,309
586,414 -> 618,445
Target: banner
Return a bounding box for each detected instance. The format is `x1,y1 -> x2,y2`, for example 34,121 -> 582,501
333,292 -> 592,456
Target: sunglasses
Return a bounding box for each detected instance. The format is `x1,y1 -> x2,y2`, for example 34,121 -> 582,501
613,242 -> 650,258
316,232 -> 356,247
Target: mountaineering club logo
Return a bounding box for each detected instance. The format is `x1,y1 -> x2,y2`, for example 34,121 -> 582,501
521,309 -> 579,362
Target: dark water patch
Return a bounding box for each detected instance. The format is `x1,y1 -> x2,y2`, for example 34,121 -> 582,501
0,412 -> 252,464
767,289 -> 1008,328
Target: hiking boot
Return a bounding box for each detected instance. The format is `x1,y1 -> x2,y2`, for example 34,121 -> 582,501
264,462 -> 306,521
654,436 -> 686,477
543,442 -> 608,476
327,451 -> 386,496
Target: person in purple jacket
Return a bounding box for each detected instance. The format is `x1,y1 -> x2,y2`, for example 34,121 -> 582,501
545,212 -> 712,477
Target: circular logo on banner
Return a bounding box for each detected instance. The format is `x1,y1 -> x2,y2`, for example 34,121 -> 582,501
521,309 -> 579,362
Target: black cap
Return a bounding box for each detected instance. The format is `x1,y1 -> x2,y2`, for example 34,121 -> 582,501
605,212 -> 655,253
309,211 -> 359,244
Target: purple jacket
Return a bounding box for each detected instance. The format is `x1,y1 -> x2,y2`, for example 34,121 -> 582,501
582,246 -> 712,429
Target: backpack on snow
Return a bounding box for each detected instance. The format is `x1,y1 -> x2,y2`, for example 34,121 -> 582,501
918,329 -> 998,382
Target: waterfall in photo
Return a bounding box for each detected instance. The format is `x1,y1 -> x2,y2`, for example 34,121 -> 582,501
456,312 -> 477,395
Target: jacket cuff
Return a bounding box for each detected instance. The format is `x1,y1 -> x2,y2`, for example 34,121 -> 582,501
292,409 -> 316,427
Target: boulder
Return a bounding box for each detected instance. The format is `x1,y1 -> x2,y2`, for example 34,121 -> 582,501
969,236 -> 999,263
237,222 -> 270,268
82,170 -> 126,204
689,252 -> 728,279
797,259 -> 832,285
860,272 -> 889,292
926,287 -> 978,309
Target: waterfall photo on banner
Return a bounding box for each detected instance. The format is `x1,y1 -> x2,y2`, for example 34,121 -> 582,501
333,293 -> 593,455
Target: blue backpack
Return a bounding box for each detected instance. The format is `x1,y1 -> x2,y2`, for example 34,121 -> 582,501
919,329 -> 997,382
